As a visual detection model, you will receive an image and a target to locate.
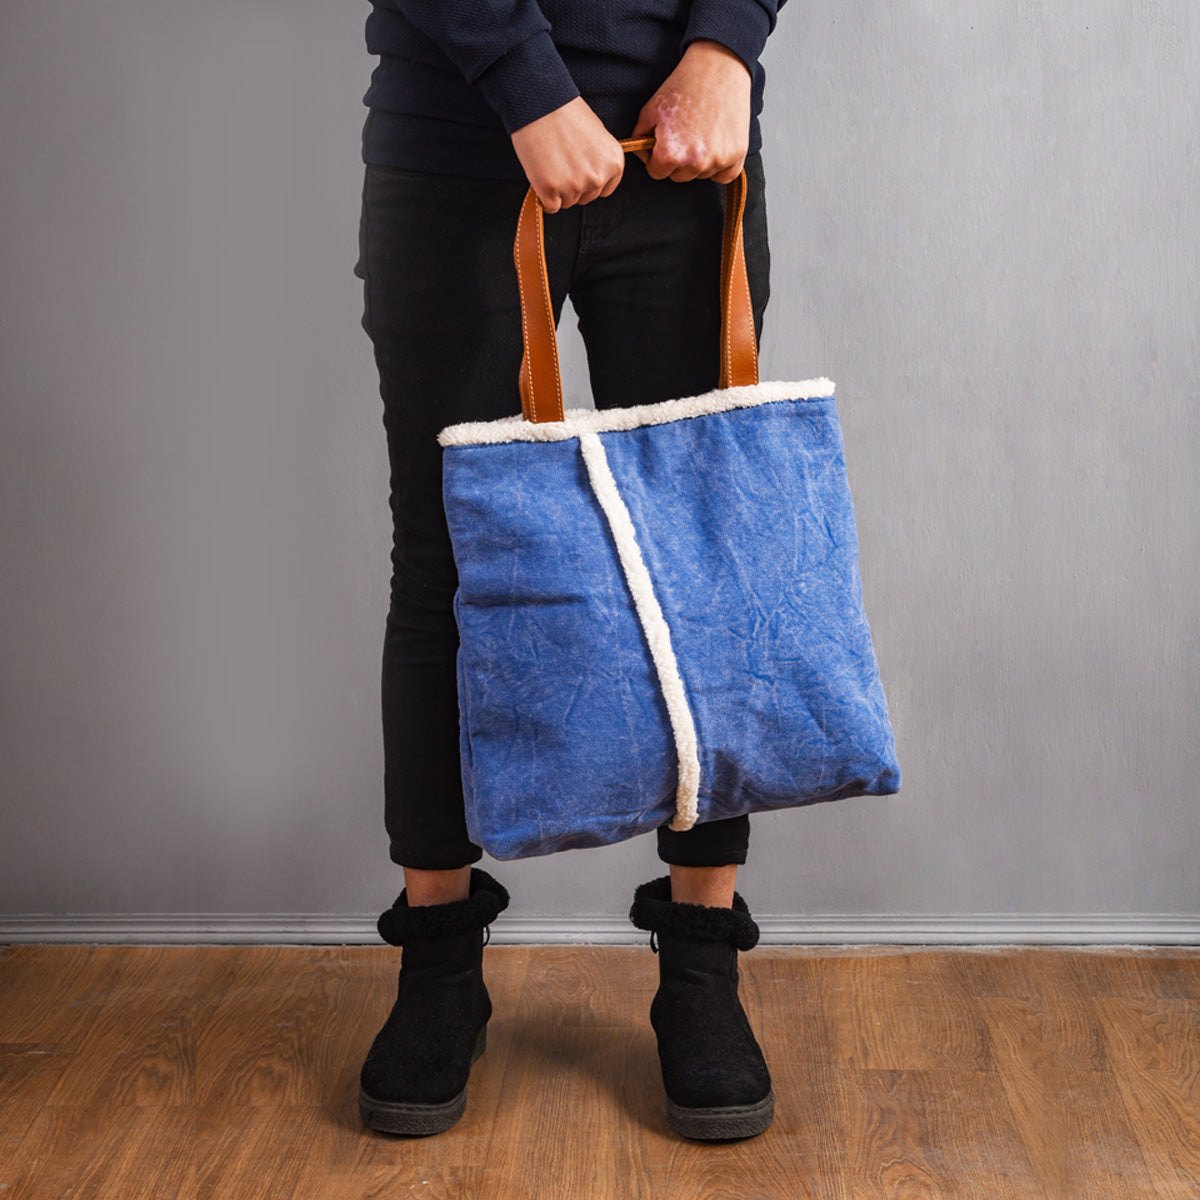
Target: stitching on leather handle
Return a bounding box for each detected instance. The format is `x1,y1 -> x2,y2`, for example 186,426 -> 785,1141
739,175 -> 758,378
724,182 -> 735,387
534,198 -> 563,421
516,190 -> 535,421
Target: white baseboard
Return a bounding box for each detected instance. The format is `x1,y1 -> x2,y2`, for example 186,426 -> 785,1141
1,913 -> 1197,946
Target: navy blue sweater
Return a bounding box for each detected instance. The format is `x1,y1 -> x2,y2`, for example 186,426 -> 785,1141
361,0 -> 787,181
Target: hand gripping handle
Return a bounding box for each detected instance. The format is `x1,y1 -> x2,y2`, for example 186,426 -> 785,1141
513,134 -> 759,424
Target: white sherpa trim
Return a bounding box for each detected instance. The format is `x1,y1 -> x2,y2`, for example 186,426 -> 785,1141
437,378 -> 835,447
576,430 -> 701,833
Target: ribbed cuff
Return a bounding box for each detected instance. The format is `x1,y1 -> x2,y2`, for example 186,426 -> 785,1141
475,29 -> 581,135
680,0 -> 774,79
657,813 -> 749,866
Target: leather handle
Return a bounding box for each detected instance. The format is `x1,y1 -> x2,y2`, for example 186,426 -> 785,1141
514,134 -> 759,424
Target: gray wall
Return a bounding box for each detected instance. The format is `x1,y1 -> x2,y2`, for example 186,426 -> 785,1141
1,2 -> 1196,941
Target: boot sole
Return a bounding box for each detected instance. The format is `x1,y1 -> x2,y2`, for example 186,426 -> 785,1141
358,1023 -> 487,1136
666,1087 -> 775,1140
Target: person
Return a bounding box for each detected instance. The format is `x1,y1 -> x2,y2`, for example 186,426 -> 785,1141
352,0 -> 787,1141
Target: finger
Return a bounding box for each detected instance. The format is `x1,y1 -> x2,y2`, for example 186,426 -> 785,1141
645,153 -> 676,181
628,116 -> 655,163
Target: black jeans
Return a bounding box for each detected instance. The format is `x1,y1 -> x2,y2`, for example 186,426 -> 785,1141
354,151 -> 771,870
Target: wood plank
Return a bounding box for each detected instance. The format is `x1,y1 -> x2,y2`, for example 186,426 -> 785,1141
0,944 -> 1195,1198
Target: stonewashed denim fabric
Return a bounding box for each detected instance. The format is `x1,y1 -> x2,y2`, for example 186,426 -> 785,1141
440,382 -> 901,860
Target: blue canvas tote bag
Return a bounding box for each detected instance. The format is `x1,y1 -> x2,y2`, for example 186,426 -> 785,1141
437,134 -> 901,860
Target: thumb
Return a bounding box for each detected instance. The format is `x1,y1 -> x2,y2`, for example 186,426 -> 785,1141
628,108 -> 657,164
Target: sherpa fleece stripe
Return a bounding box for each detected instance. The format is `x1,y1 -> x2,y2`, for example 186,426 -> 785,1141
436,378 -> 835,447
576,429 -> 701,833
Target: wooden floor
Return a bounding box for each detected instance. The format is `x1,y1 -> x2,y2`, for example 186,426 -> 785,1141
0,943 -> 1197,1199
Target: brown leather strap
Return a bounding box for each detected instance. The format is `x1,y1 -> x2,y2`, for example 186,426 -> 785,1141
514,134 -> 759,424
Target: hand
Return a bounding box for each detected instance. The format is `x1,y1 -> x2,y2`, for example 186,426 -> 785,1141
628,40 -> 752,184
510,96 -> 627,213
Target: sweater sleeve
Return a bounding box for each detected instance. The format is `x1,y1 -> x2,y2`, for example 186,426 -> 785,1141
680,0 -> 789,78
384,1 -> 580,134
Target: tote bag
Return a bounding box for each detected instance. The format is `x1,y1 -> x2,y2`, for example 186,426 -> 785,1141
437,134 -> 901,860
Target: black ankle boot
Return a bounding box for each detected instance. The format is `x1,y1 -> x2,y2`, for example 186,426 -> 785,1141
358,866 -> 509,1136
629,874 -> 774,1140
